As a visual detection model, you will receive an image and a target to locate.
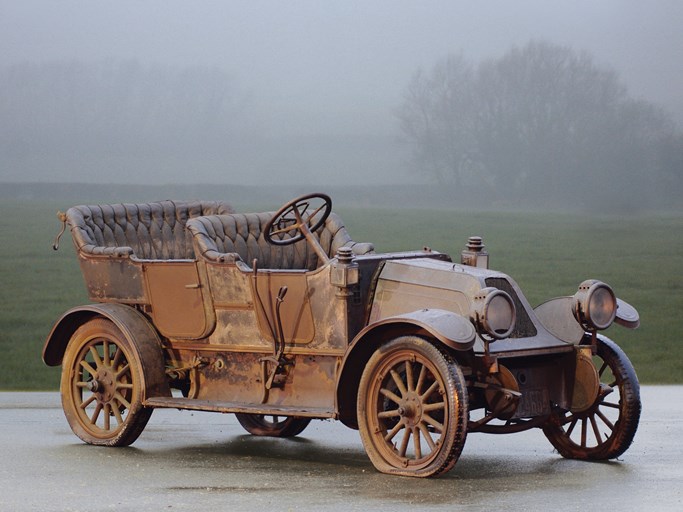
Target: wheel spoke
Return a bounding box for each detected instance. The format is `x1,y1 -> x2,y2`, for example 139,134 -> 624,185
111,347 -> 123,369
80,394 -> 96,410
589,414 -> 603,444
380,387 -> 403,406
415,365 -> 427,395
413,427 -> 422,459
114,392 -> 131,410
79,360 -> 98,378
103,340 -> 110,366
390,369 -> 408,397
112,403 -> 124,426
581,418 -> 587,448
420,380 -> 439,401
418,423 -> 437,450
405,361 -> 415,392
566,416 -> 578,436
90,403 -> 103,425
378,409 -> 401,419
423,401 -> 445,413
89,346 -> 103,368
597,361 -> 608,377
422,413 -> 443,432
398,427 -> 411,458
596,409 -> 615,431
103,404 -> 111,431
600,400 -> 621,410
116,363 -> 131,380
117,382 -> 134,390
384,420 -> 404,443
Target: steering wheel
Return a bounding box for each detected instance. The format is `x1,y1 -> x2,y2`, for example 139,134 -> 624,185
265,193 -> 332,247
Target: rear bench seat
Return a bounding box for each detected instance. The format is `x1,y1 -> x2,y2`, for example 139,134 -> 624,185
187,212 -> 374,270
65,200 -> 234,260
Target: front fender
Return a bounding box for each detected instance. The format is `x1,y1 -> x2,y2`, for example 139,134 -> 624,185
535,296 -> 640,344
42,303 -> 170,399
335,309 -> 475,429
356,309 -> 477,352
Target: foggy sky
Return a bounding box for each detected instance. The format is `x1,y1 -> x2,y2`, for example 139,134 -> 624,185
1,0 -> 682,185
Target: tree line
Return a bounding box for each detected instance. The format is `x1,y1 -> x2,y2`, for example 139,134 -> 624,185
397,40 -> 683,211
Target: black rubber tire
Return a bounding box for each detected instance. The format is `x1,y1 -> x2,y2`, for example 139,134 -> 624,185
60,318 -> 152,446
235,414 -> 311,437
543,335 -> 641,460
357,336 -> 468,477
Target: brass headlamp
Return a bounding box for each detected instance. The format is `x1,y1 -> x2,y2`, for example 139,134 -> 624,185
572,280 -> 617,331
471,287 -> 516,340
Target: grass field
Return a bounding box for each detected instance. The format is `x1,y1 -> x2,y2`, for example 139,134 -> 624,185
1,199 -> 681,389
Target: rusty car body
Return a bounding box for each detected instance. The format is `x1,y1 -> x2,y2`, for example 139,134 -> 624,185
44,193 -> 641,477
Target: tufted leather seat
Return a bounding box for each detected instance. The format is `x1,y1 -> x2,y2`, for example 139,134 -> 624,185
187,212 -> 374,270
66,200 -> 234,260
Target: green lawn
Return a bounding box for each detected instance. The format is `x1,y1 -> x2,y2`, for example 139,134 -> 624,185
1,200 -> 681,389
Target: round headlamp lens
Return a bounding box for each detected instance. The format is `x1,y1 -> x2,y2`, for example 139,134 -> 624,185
487,294 -> 516,337
472,288 -> 516,340
573,280 -> 616,330
588,285 -> 616,330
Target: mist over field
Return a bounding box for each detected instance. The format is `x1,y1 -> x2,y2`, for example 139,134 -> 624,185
1,1 -> 682,211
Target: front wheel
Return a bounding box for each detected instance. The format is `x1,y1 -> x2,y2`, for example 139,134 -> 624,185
357,336 -> 468,477
60,318 -> 152,446
543,335 -> 641,460
235,414 -> 311,437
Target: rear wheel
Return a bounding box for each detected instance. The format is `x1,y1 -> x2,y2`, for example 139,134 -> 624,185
543,335 -> 640,460
235,414 -> 311,437
357,336 -> 468,477
60,318 -> 152,446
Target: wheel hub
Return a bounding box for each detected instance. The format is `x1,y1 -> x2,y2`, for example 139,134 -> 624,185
398,392 -> 423,428
92,368 -> 116,402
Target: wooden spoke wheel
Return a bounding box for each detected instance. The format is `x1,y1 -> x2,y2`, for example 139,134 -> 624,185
543,335 -> 641,460
235,414 -> 311,437
60,318 -> 152,446
357,336 -> 468,477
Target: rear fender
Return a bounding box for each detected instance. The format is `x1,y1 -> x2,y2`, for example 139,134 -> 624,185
42,303 -> 170,399
336,309 -> 475,429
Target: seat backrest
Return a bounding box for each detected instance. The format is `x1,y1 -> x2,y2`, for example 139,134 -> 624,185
187,211 -> 374,270
66,200 -> 234,260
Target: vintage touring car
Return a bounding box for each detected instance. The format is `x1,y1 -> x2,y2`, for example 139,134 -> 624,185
44,193 -> 641,477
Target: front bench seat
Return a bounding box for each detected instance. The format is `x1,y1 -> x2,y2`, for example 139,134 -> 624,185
187,212 -> 374,270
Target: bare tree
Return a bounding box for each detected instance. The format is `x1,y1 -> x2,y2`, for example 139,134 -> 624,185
396,54 -> 479,188
397,40 -> 680,210
476,42 -> 628,202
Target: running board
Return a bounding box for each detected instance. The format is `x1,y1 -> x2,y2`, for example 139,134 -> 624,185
144,396 -> 336,419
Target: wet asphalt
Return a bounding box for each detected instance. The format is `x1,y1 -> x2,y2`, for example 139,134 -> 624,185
0,387 -> 681,512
